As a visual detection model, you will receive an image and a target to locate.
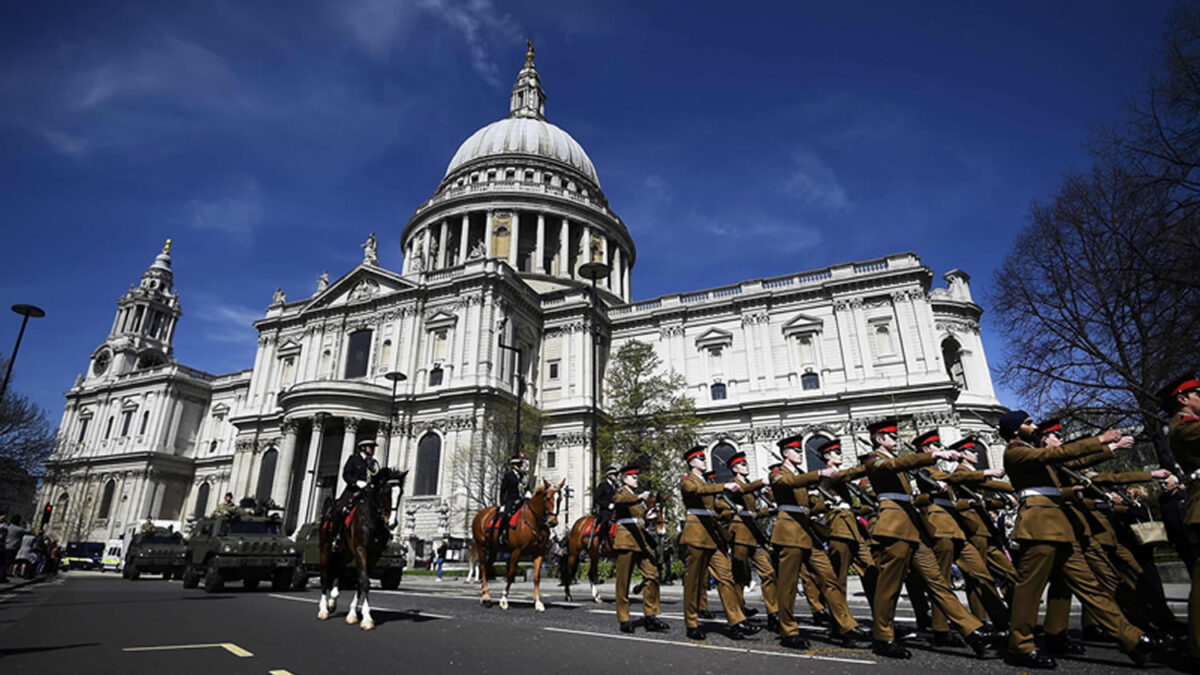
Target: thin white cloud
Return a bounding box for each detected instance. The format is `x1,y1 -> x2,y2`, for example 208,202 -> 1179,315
698,214 -> 823,253
185,177 -> 265,246
644,174 -> 672,205
780,147 -> 850,212
39,128 -> 89,157
195,302 -> 263,344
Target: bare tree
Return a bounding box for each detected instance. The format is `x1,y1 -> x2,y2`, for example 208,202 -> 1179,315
451,401 -> 544,513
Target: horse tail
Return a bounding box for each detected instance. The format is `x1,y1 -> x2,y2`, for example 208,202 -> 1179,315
562,517 -> 587,588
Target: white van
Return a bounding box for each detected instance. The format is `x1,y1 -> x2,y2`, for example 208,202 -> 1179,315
100,538 -> 125,573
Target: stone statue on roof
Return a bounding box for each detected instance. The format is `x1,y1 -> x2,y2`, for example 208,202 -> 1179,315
362,232 -> 379,266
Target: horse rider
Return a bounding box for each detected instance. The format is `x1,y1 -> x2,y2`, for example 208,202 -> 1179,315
592,465 -> 621,548
496,452 -> 529,547
327,439 -> 379,545
613,463 -> 670,634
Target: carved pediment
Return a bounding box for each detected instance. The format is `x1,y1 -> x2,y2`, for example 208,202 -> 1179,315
694,327 -> 733,351
303,265 -> 415,312
781,312 -> 824,338
425,310 -> 458,331
276,339 -> 302,357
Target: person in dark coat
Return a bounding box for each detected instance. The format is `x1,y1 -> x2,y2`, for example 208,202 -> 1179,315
591,465 -> 620,547
1159,474 -> 1198,571
496,453 -> 528,546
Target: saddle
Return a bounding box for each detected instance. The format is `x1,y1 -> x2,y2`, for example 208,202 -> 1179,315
584,520 -> 617,539
490,509 -> 522,530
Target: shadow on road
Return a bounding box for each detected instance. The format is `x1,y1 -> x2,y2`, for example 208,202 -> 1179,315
0,642 -> 100,657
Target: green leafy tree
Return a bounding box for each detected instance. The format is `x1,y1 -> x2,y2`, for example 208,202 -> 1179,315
599,340 -> 702,520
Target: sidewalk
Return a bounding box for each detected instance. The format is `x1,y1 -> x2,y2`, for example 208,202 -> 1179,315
0,574 -> 48,595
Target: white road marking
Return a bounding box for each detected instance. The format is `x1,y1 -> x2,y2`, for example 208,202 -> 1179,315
543,627 -> 876,664
373,588 -> 582,607
267,593 -> 454,620
123,643 -> 253,657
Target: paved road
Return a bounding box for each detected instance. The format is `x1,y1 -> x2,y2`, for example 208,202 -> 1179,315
0,571 -> 1187,674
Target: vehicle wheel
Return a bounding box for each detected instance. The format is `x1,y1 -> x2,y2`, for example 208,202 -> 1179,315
381,571 -> 401,590
271,569 -> 290,592
182,566 -> 200,589
172,569 -> 184,581
121,566 -> 130,580
128,564 -> 141,581
244,578 -> 260,591
291,571 -> 308,591
203,559 -> 225,593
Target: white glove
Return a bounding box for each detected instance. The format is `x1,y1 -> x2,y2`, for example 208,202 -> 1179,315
355,480 -> 368,489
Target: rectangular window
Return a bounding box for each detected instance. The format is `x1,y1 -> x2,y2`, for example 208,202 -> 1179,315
121,411 -> 133,437
548,360 -> 559,380
344,329 -> 372,379
77,418 -> 90,443
546,450 -> 556,469
139,411 -> 150,435
796,335 -> 815,364
104,417 -> 114,439
432,330 -> 448,362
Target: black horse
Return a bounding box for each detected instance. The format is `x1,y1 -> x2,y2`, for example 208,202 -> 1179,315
316,467 -> 408,630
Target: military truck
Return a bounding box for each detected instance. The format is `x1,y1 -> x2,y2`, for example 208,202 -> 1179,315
291,522 -> 407,590
181,508 -> 298,593
123,527 -> 187,580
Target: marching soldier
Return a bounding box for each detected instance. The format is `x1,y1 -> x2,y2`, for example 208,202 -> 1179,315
1161,373 -> 1200,664
769,434 -> 867,649
613,464 -> 669,634
911,430 -> 1010,646
999,410 -> 1155,668
860,419 -> 995,659
592,465 -> 620,548
679,446 -> 759,640
815,439 -> 878,611
726,451 -> 780,632
947,437 -> 1016,625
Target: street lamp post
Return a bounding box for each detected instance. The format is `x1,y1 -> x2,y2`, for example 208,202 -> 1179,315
578,262 -> 611,497
1,304 -> 46,402
383,371 -> 407,467
497,339 -> 525,456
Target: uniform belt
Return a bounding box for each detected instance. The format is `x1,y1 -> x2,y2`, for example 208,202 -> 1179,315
1188,468 -> 1200,483
616,517 -> 643,526
932,498 -> 955,508
877,492 -> 911,502
686,508 -> 716,517
835,503 -> 852,511
778,504 -> 810,515
737,510 -> 756,517
1017,487 -> 1061,499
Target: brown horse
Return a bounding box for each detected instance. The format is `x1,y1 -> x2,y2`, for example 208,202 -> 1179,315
470,479 -> 565,611
316,467 -> 408,630
562,494 -> 666,603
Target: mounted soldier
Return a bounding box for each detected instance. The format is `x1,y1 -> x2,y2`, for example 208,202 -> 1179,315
496,452 -> 529,547
591,465 -> 620,548
327,439 -> 380,549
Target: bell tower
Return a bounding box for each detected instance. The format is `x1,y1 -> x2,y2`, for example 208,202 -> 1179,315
508,39 -> 546,120
88,240 -> 182,380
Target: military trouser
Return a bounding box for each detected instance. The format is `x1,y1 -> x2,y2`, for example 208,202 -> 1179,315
871,537 -> 982,642
775,545 -> 858,637
1099,542 -> 1177,631
731,543 -> 778,615
1191,525 -> 1200,657
1008,540 -> 1142,655
967,534 -> 1015,621
683,546 -> 744,628
615,549 -> 660,623
1044,536 -> 1117,637
827,538 -> 876,609
930,538 -> 1009,632
798,558 -> 825,614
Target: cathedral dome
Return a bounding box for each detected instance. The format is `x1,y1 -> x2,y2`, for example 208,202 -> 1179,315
444,117 -> 599,187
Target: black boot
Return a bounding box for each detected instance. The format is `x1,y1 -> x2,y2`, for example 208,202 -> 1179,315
765,613 -> 780,634
697,609 -> 715,620
894,624 -> 915,640
933,631 -> 964,647
742,605 -> 759,617
1082,624 -> 1114,643
686,626 -> 705,640
780,633 -> 810,649
1044,631 -> 1085,655
728,621 -> 760,640
964,629 -> 1000,659
644,616 -> 670,632
872,640 -> 913,659
619,621 -> 634,634
1004,650 -> 1056,669
834,626 -> 870,647
1124,634 -> 1157,668
811,608 -> 831,626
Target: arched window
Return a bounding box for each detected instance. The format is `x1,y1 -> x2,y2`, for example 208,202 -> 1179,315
414,433 -> 441,496
710,383 -> 727,400
942,337 -> 967,388
801,371 -> 820,390
344,329 -> 372,379
209,440 -> 218,454
711,442 -> 737,482
97,479 -> 116,519
255,447 -> 278,503
55,493 -> 69,525
874,324 -> 893,356
194,482 -> 211,519
805,434 -> 833,471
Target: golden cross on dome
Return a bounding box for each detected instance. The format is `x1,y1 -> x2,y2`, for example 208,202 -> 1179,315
525,39 -> 534,66
163,238 -> 172,255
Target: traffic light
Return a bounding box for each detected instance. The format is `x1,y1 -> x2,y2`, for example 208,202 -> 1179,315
41,503 -> 52,525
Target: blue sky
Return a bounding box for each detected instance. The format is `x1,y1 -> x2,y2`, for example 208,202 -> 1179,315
0,1 -> 1176,421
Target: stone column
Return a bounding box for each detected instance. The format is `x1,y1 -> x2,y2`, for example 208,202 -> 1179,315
610,246 -> 620,292
458,213 -> 470,265
559,218 -> 569,277
579,223 -> 591,275
510,212 -> 521,269
375,424 -> 391,469
337,417 -> 361,491
421,227 -> 431,269
485,211 -> 494,259
297,415 -> 326,526
535,213 -> 545,273
437,220 -> 448,269
270,418 -> 299,510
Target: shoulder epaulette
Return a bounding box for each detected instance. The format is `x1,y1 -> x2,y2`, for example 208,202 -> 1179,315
770,467 -> 782,474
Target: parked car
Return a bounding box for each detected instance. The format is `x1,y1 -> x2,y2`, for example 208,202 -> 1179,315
123,528 -> 187,580
292,522 -> 407,590
181,508 -> 298,593
62,541 -> 105,571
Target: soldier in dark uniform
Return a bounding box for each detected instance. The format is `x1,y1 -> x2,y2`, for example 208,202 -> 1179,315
592,465 -> 620,549
1160,373 -> 1200,663
678,446 -> 758,640
613,464 -> 669,634
336,439 -> 379,515
496,453 -> 528,547
861,418 -> 995,660
999,409 -> 1155,668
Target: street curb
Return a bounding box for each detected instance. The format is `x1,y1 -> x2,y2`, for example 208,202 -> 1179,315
0,574 -> 48,595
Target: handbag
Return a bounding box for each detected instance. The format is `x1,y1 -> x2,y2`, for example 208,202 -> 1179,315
1128,512 -> 1169,547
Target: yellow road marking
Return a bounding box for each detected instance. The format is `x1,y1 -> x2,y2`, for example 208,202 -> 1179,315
269,671 -> 295,674
123,643 -> 253,657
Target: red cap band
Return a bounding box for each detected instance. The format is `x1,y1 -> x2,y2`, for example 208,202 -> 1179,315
729,455 -> 747,467
1173,379 -> 1200,397
685,448 -> 705,461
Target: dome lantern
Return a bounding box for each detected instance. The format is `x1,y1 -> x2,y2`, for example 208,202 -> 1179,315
509,39 -> 545,120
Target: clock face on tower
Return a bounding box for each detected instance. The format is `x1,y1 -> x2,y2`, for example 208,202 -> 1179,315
93,349 -> 111,376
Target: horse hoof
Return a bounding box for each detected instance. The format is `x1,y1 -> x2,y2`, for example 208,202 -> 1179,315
346,615 -> 359,625
593,596 -> 602,604
317,611 -> 329,621
327,601 -> 337,612
361,620 -> 375,631
481,599 -> 492,608
499,598 -> 509,610
535,601 -> 546,612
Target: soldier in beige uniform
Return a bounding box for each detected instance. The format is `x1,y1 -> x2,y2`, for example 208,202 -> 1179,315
769,434 -> 868,649
1159,374 -> 1200,662
861,418 -> 995,660
726,451 -> 780,633
814,439 -> 878,610
946,438 -> 1016,624
612,464 -> 669,634
999,409 -> 1155,669
679,446 -> 758,640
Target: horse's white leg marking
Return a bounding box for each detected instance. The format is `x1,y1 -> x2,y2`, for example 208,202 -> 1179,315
591,582 -> 601,602
317,592 -> 329,620
499,588 -> 509,610
345,590 -> 360,624
360,597 -> 374,630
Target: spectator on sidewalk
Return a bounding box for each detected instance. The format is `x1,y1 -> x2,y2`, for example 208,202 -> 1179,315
0,513 -> 8,583
435,539 -> 448,581
1158,474 -> 1197,570
14,530 -> 35,579
5,515 -> 27,580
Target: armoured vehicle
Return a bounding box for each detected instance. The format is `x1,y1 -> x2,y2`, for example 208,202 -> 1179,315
123,527 -> 186,580
181,508 -> 298,593
291,521 -> 407,590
